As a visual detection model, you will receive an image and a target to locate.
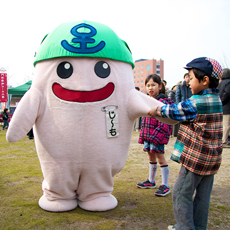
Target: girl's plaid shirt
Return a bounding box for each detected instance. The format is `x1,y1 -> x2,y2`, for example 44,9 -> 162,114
139,98 -> 173,145
155,88 -> 223,175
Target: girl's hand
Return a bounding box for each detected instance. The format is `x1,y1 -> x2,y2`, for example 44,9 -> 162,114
148,108 -> 157,117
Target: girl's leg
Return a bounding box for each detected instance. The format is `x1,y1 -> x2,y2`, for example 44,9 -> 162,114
149,162 -> 157,183
148,151 -> 156,162
154,153 -> 170,196
148,152 -> 157,183
136,149 -> 156,188
160,165 -> 169,187
155,153 -> 169,186
154,152 -> 167,166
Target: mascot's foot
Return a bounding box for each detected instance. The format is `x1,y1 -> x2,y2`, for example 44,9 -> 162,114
78,194 -> 118,211
39,195 -> 78,212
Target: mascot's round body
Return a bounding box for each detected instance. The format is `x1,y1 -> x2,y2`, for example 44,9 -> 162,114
6,20 -> 176,212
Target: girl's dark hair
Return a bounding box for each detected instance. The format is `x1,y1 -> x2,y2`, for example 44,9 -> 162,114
160,81 -> 166,94
145,74 -> 165,94
192,69 -> 219,88
4,108 -> 8,112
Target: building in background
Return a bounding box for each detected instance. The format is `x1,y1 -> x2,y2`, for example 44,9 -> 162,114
133,59 -> 164,93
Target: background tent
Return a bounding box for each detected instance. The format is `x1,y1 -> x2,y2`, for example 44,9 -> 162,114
6,80 -> 32,112
8,80 -> 32,96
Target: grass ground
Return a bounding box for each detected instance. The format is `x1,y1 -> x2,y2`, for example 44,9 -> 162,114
0,130 -> 229,229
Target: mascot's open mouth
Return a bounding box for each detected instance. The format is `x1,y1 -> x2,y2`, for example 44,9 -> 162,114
52,82 -> 115,102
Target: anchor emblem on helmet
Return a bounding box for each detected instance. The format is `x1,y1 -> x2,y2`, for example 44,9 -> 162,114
61,23 -> 105,54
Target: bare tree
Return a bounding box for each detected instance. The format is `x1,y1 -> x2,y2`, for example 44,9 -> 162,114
221,53 -> 229,69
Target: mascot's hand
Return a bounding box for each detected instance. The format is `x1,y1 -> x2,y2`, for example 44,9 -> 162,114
6,89 -> 41,142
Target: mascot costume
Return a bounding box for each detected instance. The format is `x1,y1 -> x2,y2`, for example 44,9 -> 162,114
6,20 -> 176,212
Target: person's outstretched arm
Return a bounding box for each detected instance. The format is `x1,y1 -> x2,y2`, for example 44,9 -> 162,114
148,98 -> 197,122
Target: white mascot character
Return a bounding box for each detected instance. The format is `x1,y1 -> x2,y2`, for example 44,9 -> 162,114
6,20 -> 176,212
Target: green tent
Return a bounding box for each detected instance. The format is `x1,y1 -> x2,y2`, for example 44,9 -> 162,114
8,80 -> 32,96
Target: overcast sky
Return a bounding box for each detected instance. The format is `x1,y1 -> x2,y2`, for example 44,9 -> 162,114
1,0 -> 230,88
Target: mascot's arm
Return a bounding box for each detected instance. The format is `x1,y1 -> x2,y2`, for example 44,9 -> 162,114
127,89 -> 178,125
6,89 -> 42,142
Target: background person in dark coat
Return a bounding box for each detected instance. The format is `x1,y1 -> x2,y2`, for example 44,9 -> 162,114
174,74 -> 192,137
2,108 -> 9,130
167,85 -> 177,103
176,73 -> 192,104
218,68 -> 230,147
167,83 -> 181,137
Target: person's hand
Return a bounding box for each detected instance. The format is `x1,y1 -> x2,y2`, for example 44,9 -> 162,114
147,108 -> 157,117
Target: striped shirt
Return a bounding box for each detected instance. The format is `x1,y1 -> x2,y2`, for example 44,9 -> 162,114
155,88 -> 223,175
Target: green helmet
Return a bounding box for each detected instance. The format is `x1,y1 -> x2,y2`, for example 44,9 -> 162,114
34,20 -> 134,68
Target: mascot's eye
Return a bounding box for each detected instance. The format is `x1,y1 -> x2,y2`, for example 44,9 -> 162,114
57,62 -> 73,79
94,61 -> 110,78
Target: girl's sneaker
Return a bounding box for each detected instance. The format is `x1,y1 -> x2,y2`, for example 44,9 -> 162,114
155,184 -> 170,196
136,179 -> 156,189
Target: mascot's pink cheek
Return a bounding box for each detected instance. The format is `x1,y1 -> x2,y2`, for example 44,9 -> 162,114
52,82 -> 115,103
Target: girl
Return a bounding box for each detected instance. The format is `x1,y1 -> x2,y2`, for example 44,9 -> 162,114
136,74 -> 173,196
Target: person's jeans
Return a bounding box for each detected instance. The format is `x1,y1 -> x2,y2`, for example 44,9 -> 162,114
143,141 -> 164,153
173,165 -> 214,230
2,120 -> 9,130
